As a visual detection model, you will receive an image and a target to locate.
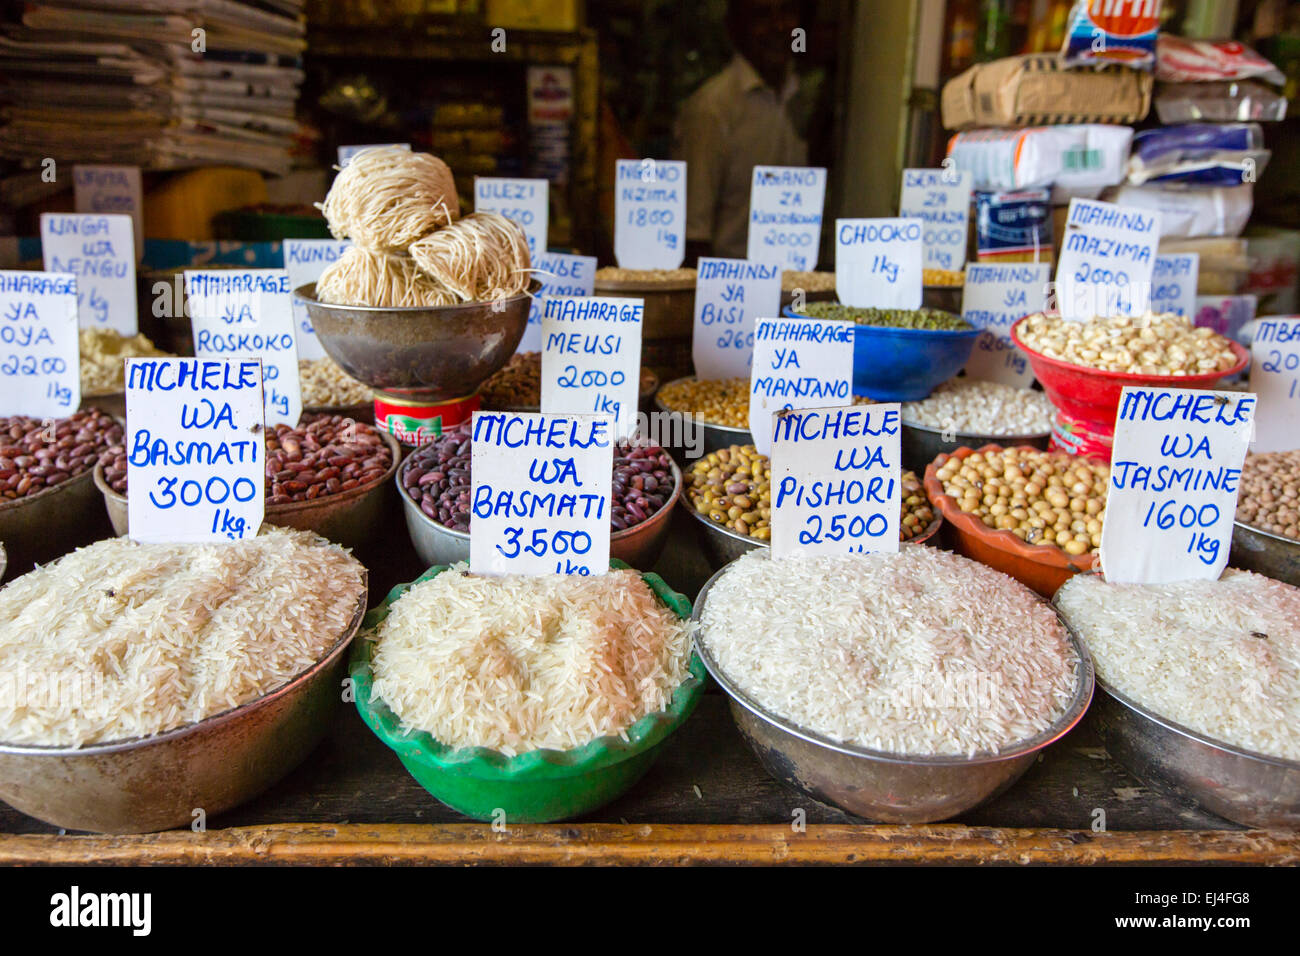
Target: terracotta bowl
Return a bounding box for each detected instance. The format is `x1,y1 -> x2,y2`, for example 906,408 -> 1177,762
923,443 -> 1099,599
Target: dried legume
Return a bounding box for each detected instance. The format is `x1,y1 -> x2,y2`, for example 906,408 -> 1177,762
933,446 -> 1108,555
1236,450 -> 1300,541
400,425 -> 677,533
300,357 -> 373,407
658,376 -> 872,429
0,408 -> 122,501
923,268 -> 965,287
901,379 -> 1056,435
798,301 -> 972,331
594,267 -> 696,283
1017,311 -> 1240,375
684,443 -> 934,542
781,270 -> 836,292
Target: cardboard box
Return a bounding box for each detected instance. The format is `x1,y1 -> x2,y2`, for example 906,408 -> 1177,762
942,55 -> 1153,131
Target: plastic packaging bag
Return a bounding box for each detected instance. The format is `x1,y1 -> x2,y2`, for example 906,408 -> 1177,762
1156,35 -> 1286,85
947,125 -> 1132,200
1105,184 -> 1253,238
1127,123 -> 1269,186
1061,0 -> 1160,70
975,189 -> 1053,262
1155,80 -> 1288,123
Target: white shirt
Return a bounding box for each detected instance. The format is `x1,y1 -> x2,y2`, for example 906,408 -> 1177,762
674,55 -> 808,259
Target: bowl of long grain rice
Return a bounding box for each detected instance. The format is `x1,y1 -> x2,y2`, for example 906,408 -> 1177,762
693,547 -> 1093,823
351,561 -> 704,823
0,528 -> 368,833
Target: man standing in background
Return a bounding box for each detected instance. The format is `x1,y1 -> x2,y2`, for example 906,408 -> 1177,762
674,0 -> 808,262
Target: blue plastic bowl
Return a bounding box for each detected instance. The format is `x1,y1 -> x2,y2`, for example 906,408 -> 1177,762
782,306 -> 980,402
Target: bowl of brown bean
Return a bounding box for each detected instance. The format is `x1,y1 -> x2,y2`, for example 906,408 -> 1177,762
682,444 -> 941,570
1231,450 -> 1300,587
397,426 -> 682,571
924,444 -> 1106,598
0,409 -> 123,579
94,414 -> 399,551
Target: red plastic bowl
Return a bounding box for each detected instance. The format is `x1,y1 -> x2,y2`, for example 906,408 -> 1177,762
1009,316 -> 1251,432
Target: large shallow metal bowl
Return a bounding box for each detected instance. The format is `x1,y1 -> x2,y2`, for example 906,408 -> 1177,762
653,377 -> 753,465
901,420 -> 1051,475
0,470 -> 114,581
1230,520 -> 1300,587
1090,678 -> 1300,828
92,428 -> 401,551
0,585 -> 367,834
684,503 -> 943,572
693,558 -> 1095,823
398,455 -> 683,571
295,282 -> 535,401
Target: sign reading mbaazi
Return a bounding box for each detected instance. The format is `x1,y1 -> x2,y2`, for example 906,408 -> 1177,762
1099,387 -> 1255,584
770,403 -> 902,558
468,411 -> 614,577
124,357 -> 266,545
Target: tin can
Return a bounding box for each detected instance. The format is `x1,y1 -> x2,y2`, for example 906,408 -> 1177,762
374,392 -> 479,447
1049,410 -> 1113,462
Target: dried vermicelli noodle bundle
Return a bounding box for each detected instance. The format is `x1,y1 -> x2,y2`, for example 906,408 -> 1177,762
321,146 -> 459,250
408,212 -> 531,301
316,245 -> 460,308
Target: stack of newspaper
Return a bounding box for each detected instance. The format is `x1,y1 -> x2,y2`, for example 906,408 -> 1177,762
0,0 -> 305,175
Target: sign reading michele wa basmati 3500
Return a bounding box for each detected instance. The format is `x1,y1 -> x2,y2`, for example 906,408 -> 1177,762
770,404 -> 901,559
0,271 -> 81,417
540,295 -> 643,441
1099,387 -> 1255,584
614,159 -> 685,270
186,269 -> 301,426
692,257 -> 781,380
124,357 -> 266,544
1055,198 -> 1159,322
469,411 -> 614,577
835,218 -> 923,310
748,315 -> 854,457
747,165 -> 827,272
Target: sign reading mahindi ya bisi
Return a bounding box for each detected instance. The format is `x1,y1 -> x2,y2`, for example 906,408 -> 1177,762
0,270 -> 81,417
468,411 -> 614,576
1099,386 -> 1255,584
692,257 -> 781,380
748,315 -> 855,457
124,357 -> 266,545
770,403 -> 902,558
962,262 -> 1050,388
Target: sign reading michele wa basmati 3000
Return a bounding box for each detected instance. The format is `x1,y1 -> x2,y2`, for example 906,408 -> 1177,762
748,315 -> 854,457
1099,386 -> 1255,584
770,404 -> 902,559
186,269 -> 301,426
468,411 -> 614,577
124,357 -> 266,545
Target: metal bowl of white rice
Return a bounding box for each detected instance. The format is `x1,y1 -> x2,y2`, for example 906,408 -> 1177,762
692,547 -> 1094,823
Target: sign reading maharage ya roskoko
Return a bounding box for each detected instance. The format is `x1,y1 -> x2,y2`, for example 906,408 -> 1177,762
468,411 -> 614,577
125,357 -> 266,544
770,403 -> 902,559
1099,386 -> 1255,584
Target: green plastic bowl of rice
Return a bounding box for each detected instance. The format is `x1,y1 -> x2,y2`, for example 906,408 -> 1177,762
350,560 -> 704,823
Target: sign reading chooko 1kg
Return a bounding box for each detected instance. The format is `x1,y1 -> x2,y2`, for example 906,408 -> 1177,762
468,411 -> 614,577
1099,386 -> 1255,584
124,357 -> 266,544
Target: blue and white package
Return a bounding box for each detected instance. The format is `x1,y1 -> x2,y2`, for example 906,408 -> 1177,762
1127,123 -> 1269,186
1060,0 -> 1161,71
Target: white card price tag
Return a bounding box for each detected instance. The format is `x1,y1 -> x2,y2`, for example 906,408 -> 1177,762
40,213 -> 138,334
614,159 -> 685,270
1248,317 -> 1300,453
747,166 -> 827,272
521,252 -> 596,353
692,257 -> 781,380
748,315 -> 855,457
475,177 -> 549,261
835,218 -> 922,310
0,271 -> 81,417
1055,198 -> 1160,321
899,168 -> 972,272
540,296 -> 643,441
284,239 -> 350,361
962,262 -> 1050,387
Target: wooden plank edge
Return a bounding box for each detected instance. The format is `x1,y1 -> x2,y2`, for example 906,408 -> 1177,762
1,823 -> 1297,865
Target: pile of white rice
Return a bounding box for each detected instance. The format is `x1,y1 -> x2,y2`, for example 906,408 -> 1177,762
0,528 -> 366,748
1057,571 -> 1300,761
369,565 -> 690,756
698,548 -> 1079,756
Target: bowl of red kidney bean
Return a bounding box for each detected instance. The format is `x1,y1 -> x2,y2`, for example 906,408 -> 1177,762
94,414 -> 400,551
397,425 -> 682,570
0,408 -> 123,579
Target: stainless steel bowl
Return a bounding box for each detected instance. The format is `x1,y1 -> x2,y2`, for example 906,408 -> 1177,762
1091,678 -> 1300,828
0,586 -> 367,833
92,429 -> 402,551
398,456 -> 683,571
653,377 -> 753,466
900,421 -> 1051,475
295,282 -> 534,401
0,470 -> 114,581
693,560 -> 1095,823
1230,520 -> 1300,587
683,504 -> 943,572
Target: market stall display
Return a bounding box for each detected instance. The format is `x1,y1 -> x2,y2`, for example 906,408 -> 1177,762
351,562 -> 703,822
1010,312 -> 1250,460
1056,571 -> 1300,826
1231,450 -> 1300,586
397,425 -> 680,569
786,302 -> 980,402
0,527 -> 368,833
899,378 -> 1055,472
95,415 -> 399,550
693,547 -> 1092,822
925,444 -> 1105,597
0,408 -> 123,579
